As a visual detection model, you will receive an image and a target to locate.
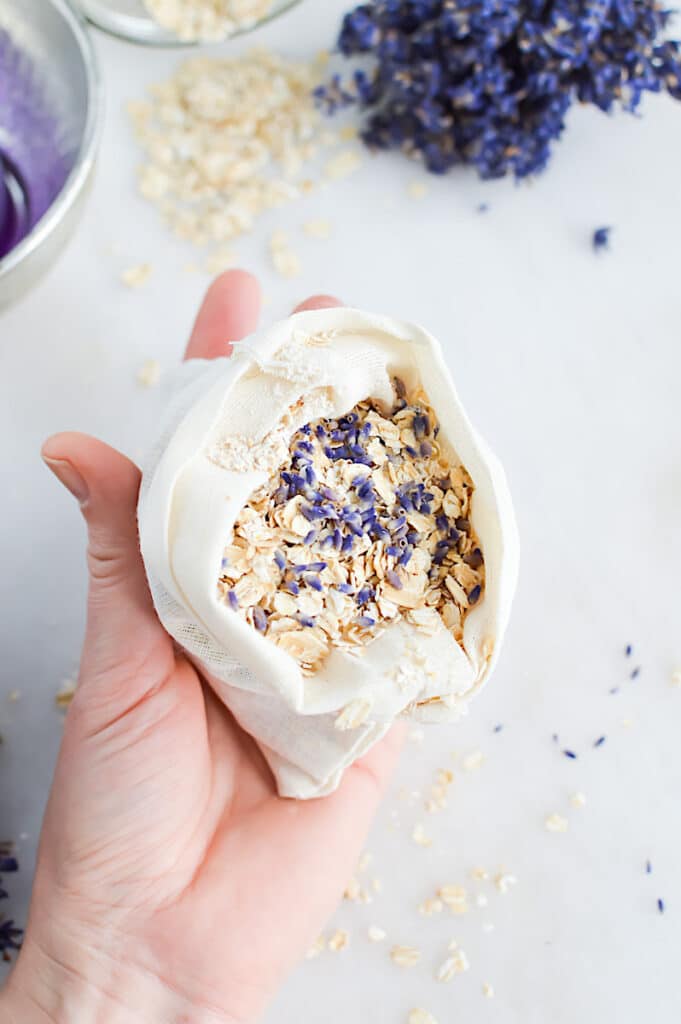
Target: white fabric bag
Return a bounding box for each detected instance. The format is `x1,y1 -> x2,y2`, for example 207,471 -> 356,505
138,308 -> 519,798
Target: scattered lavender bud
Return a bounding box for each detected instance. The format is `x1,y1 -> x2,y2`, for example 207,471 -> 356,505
592,226 -> 612,251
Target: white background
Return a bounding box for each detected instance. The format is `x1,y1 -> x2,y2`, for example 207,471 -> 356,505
1,2 -> 681,1022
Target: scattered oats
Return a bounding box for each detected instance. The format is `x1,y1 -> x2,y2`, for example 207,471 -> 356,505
367,925 -> 387,943
470,866 -> 489,881
130,52 -> 331,249
462,749 -> 485,772
483,982 -> 495,999
390,944 -> 421,968
412,823 -> 433,848
204,245 -> 237,275
340,124 -> 358,142
436,948 -> 469,981
621,717 -> 635,728
328,929 -> 350,952
55,679 -> 76,709
335,696 -> 373,731
439,885 -> 468,913
419,897 -> 444,916
408,1011 -> 438,1024
121,263 -> 153,289
570,791 -> 587,808
476,893 -> 489,908
303,218 -> 332,239
494,872 -> 517,894
324,149 -> 361,180
358,851 -> 373,873
137,359 -> 161,389
344,876 -> 362,901
306,934 -> 326,959
407,180 -> 428,200
545,813 -> 569,833
671,669 -> 681,687
7,690 -> 21,703
143,0 -> 275,42
270,231 -> 302,278
371,877 -> 383,894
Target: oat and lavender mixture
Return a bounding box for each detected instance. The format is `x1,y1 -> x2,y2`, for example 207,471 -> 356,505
144,0 -> 273,42
218,381 -> 485,675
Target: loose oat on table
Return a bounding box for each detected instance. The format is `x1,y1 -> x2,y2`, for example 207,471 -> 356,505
470,866 -> 489,881
55,679 -> 76,709
327,928 -> 350,952
483,982 -> 495,998
121,263 -> 153,289
305,934 -> 326,959
438,884 -> 468,913
418,897 -> 443,916
269,230 -> 301,279
570,791 -> 587,808
407,180 -> 428,200
367,925 -> 386,943
137,359 -> 161,389
494,871 -> 517,894
129,51 -> 335,259
671,668 -> 681,687
412,823 -> 433,848
408,1010 -> 438,1024
436,947 -> 470,981
545,813 -> 569,833
390,944 -> 421,968
324,149 -> 362,180
303,218 -> 333,239
462,749 -> 485,772
217,377 -> 485,677
144,0 -> 273,43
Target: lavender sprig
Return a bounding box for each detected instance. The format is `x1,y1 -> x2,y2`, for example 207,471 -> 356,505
316,0 -> 681,179
0,846 -> 22,960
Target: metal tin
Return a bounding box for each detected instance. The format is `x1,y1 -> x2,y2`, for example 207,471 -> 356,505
0,0 -> 101,309
75,0 -> 302,46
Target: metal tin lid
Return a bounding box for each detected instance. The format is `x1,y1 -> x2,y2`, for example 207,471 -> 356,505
74,0 -> 303,46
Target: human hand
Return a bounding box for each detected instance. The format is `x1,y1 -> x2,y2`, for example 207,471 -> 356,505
0,272 -> 403,1024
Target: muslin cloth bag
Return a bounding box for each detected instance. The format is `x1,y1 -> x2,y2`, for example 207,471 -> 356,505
138,308 -> 519,799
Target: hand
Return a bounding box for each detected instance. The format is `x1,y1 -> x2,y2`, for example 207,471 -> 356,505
0,272 -> 402,1024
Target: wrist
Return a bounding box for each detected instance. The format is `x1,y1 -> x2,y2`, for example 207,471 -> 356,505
1,933 -> 244,1024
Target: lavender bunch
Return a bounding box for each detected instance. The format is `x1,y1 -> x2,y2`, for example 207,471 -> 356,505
316,0 -> 681,178
0,847 -> 22,961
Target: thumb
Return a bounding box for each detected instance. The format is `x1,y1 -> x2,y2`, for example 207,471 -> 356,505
42,432 -> 172,709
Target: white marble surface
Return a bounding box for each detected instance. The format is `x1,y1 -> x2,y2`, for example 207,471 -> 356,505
2,3 -> 681,1021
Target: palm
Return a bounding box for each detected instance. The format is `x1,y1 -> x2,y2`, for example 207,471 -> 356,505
19,274 -> 402,1024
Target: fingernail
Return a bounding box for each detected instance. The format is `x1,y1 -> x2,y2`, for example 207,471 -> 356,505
42,456 -> 89,504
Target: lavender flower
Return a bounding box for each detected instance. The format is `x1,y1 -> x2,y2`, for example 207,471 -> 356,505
0,846 -> 22,959
317,0 -> 681,179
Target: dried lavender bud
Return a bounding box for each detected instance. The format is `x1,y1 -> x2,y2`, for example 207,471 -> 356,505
592,226 -> 612,251
317,0 -> 681,179
0,845 -> 22,959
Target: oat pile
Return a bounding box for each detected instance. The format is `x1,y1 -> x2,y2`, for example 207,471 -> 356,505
128,50 -> 329,256
218,380 -> 485,675
144,0 -> 274,42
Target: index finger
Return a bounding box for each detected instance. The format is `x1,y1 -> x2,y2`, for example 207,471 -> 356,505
184,270 -> 261,361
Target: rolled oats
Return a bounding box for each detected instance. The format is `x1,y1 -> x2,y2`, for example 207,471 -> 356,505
218,377 -> 485,676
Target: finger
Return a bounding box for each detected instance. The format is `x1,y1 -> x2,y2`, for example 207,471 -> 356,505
42,432 -> 174,701
292,294 -> 342,314
184,270 -> 261,361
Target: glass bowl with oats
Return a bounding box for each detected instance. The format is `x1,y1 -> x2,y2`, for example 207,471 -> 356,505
139,308 -> 519,798
75,0 -> 303,46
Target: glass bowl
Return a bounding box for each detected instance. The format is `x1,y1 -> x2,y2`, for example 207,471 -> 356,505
75,0 -> 303,46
